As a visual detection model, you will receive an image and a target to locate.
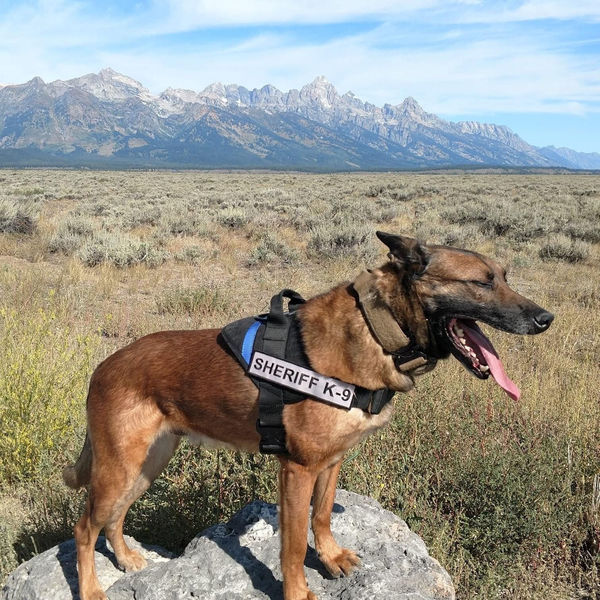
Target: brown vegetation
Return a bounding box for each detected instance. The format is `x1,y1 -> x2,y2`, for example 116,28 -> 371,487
0,169 -> 598,599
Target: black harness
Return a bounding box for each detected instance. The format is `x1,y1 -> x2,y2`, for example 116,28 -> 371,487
220,289 -> 396,454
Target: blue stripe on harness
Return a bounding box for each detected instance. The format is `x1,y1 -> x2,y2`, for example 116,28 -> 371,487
241,319 -> 262,365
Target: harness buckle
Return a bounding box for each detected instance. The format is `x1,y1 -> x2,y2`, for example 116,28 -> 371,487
392,345 -> 429,372
368,388 -> 396,414
256,419 -> 288,455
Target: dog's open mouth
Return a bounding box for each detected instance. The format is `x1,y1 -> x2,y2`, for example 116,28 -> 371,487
446,318 -> 521,401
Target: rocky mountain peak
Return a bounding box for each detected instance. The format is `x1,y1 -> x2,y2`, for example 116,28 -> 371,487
300,76 -> 339,108
98,67 -> 117,77
28,76 -> 46,87
398,96 -> 424,114
67,68 -> 149,101
202,82 -> 227,96
259,83 -> 279,94
160,87 -> 200,104
310,75 -> 332,87
249,84 -> 283,105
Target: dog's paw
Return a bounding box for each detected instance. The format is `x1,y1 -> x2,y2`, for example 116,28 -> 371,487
295,592 -> 318,600
117,549 -> 148,572
285,588 -> 318,600
318,547 -> 360,578
81,589 -> 108,600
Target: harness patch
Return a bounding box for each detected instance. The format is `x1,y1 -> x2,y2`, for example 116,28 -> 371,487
249,351 -> 355,409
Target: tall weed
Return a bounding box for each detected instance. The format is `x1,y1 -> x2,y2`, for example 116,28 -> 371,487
0,307 -> 97,484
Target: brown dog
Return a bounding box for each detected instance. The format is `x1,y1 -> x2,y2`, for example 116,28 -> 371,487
64,232 -> 553,600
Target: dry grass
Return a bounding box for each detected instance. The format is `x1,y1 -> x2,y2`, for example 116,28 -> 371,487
0,168 -> 599,599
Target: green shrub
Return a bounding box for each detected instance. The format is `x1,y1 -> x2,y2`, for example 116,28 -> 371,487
308,223 -> 377,261
156,286 -> 230,318
247,233 -> 299,267
159,209 -> 212,237
77,233 -> 169,267
125,446 -> 279,552
443,198 -> 554,242
174,245 -> 208,264
366,184 -> 386,198
123,206 -> 162,229
48,216 -> 95,254
0,200 -> 39,234
17,187 -> 45,197
564,222 -> 600,244
216,207 -> 251,229
63,215 -> 95,237
288,206 -> 322,232
539,236 -> 590,263
0,307 -> 97,484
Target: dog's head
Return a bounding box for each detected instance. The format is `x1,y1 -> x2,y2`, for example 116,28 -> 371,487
376,231 -> 554,399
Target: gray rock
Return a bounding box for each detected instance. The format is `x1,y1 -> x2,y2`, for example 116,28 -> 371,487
2,490 -> 454,600
1,536 -> 173,600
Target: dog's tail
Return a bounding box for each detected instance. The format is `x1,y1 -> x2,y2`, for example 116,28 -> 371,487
63,432 -> 92,489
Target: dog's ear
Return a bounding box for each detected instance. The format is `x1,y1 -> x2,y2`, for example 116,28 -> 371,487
376,231 -> 430,275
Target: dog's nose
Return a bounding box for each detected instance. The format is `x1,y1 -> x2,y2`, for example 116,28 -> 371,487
533,311 -> 554,332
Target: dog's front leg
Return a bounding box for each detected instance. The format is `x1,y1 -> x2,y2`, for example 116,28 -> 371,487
278,457 -> 319,600
311,459 -> 360,577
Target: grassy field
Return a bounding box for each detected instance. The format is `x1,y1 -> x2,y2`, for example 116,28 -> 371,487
0,168 -> 599,599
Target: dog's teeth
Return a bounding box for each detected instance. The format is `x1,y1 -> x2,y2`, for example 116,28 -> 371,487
480,365 -> 490,372
459,337 -> 467,344
456,328 -> 464,337
469,351 -> 477,358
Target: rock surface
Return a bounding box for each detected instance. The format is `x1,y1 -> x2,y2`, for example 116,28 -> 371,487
1,490 -> 455,600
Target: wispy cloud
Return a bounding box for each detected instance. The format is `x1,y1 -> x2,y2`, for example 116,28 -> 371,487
0,0 -> 598,150
482,1 -> 600,23
159,0 -> 447,29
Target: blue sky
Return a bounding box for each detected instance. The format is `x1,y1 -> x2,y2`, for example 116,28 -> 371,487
1,0 -> 599,152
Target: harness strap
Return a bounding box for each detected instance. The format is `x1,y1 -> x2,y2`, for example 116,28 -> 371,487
255,290 -> 305,454
352,387 -> 396,414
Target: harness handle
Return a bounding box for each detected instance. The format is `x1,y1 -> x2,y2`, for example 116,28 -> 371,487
267,289 -> 305,326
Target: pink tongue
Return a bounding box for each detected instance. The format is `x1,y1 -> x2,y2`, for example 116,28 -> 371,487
460,320 -> 521,401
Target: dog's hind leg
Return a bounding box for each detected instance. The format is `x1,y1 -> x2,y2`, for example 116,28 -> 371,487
311,459 -> 360,578
75,459 -> 152,600
104,432 -> 180,572
74,402 -> 171,600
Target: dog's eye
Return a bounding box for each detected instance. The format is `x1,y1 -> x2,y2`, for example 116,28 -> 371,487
472,280 -> 493,289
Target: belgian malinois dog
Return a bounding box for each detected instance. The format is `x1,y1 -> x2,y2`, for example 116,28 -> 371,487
64,232 -> 553,600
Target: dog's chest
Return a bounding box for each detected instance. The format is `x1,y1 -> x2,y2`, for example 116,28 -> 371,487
348,404 -> 394,438
325,403 -> 395,459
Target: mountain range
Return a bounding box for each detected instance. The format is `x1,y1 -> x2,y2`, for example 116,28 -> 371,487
0,68 -> 598,170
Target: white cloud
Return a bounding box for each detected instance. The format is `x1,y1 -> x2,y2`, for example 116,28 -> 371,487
157,0 -> 600,29
91,21 -> 600,118
499,1 -> 600,22
159,0 -> 445,29
0,0 -> 598,120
